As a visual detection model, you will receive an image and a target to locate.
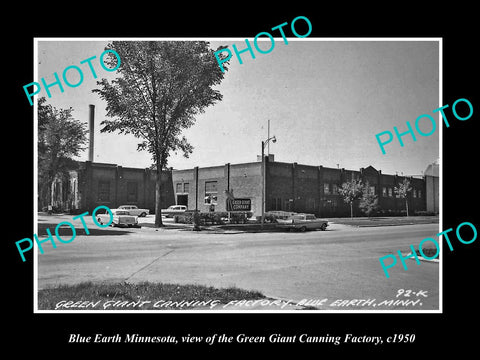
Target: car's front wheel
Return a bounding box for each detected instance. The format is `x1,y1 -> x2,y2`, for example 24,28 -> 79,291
320,223 -> 327,231
140,212 -> 147,217
97,217 -> 103,225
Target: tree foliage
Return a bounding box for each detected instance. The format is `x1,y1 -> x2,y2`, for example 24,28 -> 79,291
394,178 -> 412,216
339,179 -> 364,218
93,41 -> 229,226
359,182 -> 379,217
38,97 -> 88,208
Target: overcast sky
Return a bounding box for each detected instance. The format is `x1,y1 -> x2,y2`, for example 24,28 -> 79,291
37,38 -> 440,176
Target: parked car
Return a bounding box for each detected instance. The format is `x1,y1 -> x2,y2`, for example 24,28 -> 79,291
117,205 -> 150,217
276,213 -> 328,232
161,205 -> 187,218
96,208 -> 139,228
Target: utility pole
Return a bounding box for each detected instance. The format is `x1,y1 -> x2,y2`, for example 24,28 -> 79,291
261,134 -> 277,229
261,140 -> 265,229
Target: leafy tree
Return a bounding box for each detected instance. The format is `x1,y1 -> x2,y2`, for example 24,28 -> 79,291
359,182 -> 379,217
93,41 -> 229,227
338,179 -> 363,218
394,178 -> 412,216
38,97 -> 88,209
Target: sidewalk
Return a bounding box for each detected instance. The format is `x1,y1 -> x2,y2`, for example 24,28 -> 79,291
328,215 -> 439,227
139,215 -> 439,233
38,212 -> 439,234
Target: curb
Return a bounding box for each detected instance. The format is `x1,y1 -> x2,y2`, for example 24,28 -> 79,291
332,222 -> 439,228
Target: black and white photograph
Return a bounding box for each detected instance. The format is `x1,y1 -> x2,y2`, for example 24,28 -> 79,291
6,7 -> 478,355
33,38 -> 442,313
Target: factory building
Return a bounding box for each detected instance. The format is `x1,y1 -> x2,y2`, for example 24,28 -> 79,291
424,160 -> 440,214
44,105 -> 437,217
49,161 -> 174,213
172,157 -> 427,218
49,156 -> 429,218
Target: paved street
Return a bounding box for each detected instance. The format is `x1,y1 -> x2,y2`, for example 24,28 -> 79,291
37,214 -> 440,310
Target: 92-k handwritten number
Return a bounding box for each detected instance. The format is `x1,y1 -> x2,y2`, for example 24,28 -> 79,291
396,289 -> 428,298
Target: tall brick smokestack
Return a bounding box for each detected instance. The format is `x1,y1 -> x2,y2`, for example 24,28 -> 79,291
88,104 -> 95,162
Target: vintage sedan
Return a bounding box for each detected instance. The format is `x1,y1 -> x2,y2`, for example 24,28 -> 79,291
276,213 -> 328,232
96,209 -> 139,228
118,205 -> 150,217
161,205 -> 187,218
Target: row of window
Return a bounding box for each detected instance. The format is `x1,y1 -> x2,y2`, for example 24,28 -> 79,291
175,181 -> 423,200
323,183 -> 422,198
381,186 -> 422,198
270,197 -> 340,212
175,181 -> 219,193
270,191 -> 429,213
323,183 -> 339,195
173,180 -> 424,207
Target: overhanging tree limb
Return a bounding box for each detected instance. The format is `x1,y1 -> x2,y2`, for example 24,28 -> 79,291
93,40 -> 229,227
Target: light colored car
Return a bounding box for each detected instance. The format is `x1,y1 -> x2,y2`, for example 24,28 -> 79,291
118,205 -> 150,217
161,205 -> 187,218
276,213 -> 328,232
96,209 -> 139,228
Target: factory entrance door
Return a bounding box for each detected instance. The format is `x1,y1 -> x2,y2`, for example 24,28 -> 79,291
177,194 -> 188,207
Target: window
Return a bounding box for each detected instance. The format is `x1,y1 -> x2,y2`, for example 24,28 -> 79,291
176,182 -> 190,194
413,189 -> 417,198
204,181 -> 218,205
332,184 -> 339,195
323,199 -> 338,208
205,181 -> 217,193
98,180 -> 110,202
204,194 -> 217,205
388,187 -> 393,197
369,186 -> 375,195
324,183 -> 330,195
176,183 -> 182,193
127,182 -> 138,202
382,187 -> 387,197
418,190 -> 422,198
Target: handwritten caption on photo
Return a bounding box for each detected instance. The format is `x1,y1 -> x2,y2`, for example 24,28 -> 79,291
54,288 -> 428,310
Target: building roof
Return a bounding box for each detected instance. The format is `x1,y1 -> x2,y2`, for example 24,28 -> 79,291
424,162 -> 439,177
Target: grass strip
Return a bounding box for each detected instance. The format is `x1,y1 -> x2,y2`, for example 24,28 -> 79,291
38,281 -> 265,310
330,216 -> 439,227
